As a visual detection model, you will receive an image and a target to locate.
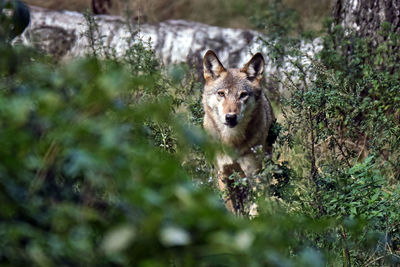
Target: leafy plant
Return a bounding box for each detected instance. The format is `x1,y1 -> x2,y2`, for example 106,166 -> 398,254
1,3 -> 399,266
251,2 -> 400,263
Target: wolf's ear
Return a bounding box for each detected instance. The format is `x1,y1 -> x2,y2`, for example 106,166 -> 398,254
203,50 -> 226,81
241,53 -> 264,82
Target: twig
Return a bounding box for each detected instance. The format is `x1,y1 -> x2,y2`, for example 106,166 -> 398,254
356,134 -> 368,162
364,256 -> 384,266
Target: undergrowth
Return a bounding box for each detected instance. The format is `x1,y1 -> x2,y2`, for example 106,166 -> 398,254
253,1 -> 400,265
0,1 -> 399,266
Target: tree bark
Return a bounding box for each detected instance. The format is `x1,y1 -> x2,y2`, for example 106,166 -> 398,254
332,0 -> 400,39
16,6 -> 264,70
15,5 -> 321,94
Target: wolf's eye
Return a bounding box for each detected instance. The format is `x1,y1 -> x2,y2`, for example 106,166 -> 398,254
217,91 -> 225,97
239,92 -> 248,99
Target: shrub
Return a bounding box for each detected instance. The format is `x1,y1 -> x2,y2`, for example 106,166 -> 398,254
252,2 -> 400,264
1,2 -> 399,266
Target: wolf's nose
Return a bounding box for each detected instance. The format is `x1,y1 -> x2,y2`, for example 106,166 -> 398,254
225,114 -> 237,127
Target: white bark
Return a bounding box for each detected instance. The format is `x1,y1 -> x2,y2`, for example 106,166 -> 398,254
15,6 -> 322,93
16,6 -> 267,67
332,0 -> 400,37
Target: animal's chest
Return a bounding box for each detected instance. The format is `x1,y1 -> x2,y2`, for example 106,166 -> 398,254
216,150 -> 262,178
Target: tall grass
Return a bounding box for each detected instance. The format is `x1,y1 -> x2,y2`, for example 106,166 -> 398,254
24,0 -> 331,30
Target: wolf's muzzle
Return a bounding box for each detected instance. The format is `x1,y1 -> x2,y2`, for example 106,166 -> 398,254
225,114 -> 238,128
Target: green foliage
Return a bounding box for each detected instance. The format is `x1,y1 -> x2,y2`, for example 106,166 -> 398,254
1,4 -> 400,267
322,156 -> 399,222
252,2 -> 400,264
0,8 -> 325,266
0,40 -> 337,265
250,0 -> 299,39
318,22 -> 400,179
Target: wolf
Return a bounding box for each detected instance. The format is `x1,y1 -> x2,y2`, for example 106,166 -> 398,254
202,50 -> 275,214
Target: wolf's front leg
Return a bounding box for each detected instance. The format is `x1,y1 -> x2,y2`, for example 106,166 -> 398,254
237,153 -> 263,217
218,163 -> 249,215
216,154 -> 243,214
237,153 -> 261,177
218,169 -> 247,215
217,171 -> 236,213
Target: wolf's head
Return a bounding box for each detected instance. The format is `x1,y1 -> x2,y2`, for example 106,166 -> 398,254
203,50 -> 264,129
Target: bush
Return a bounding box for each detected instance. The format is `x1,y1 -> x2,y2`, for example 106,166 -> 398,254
0,40 -> 337,266
1,3 -> 399,266
252,2 -> 400,264
0,6 -> 322,266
